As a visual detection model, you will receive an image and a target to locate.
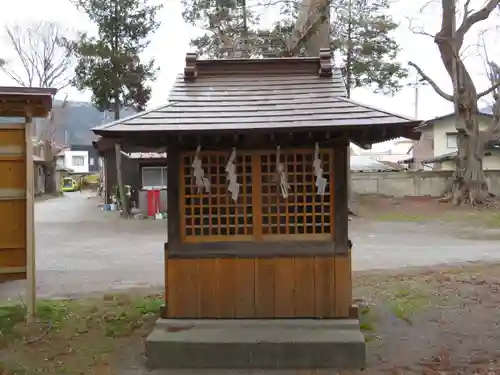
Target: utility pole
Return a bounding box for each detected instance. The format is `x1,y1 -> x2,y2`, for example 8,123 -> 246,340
414,74 -> 419,119
408,71 -> 427,119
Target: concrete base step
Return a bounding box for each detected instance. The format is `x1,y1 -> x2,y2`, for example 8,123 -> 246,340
145,319 -> 366,369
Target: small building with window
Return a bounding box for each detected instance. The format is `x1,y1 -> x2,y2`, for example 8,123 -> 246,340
92,141 -> 168,214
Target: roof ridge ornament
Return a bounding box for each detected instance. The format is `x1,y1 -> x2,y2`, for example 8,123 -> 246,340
184,52 -> 198,82
318,48 -> 332,78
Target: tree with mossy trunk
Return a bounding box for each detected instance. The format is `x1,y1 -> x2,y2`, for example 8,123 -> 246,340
409,0 -> 500,206
64,0 -> 162,216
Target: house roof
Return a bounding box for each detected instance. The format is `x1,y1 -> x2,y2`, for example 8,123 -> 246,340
350,155 -> 403,172
417,111 -> 492,130
92,49 -> 421,140
400,140 -> 500,165
0,86 -> 57,117
420,152 -> 457,164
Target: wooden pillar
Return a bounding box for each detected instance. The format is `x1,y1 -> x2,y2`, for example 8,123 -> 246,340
104,150 -> 117,204
166,143 -> 180,248
25,113 -> 36,321
163,142 -> 180,317
333,139 -> 351,318
333,139 -> 349,254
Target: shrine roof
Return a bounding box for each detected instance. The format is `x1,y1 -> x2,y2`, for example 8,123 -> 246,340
0,86 -> 56,117
92,50 -> 421,136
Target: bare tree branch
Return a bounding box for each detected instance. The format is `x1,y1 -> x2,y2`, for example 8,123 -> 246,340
0,21 -> 73,90
407,17 -> 436,39
455,0 -> 500,45
462,0 -> 472,18
408,61 -> 454,101
480,40 -> 500,139
476,33 -> 500,100
477,82 -> 500,99
419,0 -> 438,13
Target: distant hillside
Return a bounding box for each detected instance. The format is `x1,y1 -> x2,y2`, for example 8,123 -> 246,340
45,101 -> 136,145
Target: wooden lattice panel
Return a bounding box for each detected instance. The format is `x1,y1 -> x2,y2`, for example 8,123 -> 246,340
260,149 -> 333,238
180,152 -> 253,242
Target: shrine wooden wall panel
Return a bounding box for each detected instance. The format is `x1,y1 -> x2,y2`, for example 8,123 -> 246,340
0,125 -> 27,282
164,254 -> 352,319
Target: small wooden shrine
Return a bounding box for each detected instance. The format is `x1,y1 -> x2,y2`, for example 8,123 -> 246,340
92,49 -> 420,369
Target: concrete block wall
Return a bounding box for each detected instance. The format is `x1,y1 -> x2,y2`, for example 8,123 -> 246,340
352,170 -> 500,197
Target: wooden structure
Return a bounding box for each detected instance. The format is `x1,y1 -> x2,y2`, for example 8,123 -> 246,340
93,137 -> 168,207
92,49 -> 420,368
0,87 -> 56,283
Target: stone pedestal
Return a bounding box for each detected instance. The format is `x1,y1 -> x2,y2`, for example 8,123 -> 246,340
145,319 -> 366,369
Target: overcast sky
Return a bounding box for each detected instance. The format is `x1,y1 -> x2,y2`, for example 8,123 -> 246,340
0,0 -> 498,126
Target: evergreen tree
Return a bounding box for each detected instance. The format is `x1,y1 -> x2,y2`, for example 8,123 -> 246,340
65,0 -> 162,216
331,0 -> 406,97
181,0 -> 406,95
65,0 -> 162,120
182,0 -> 256,57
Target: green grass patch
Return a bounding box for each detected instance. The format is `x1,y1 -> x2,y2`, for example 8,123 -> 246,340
482,212 -> 500,228
373,212 -> 434,222
373,208 -> 500,226
439,210 -> 500,228
359,306 -> 378,343
359,306 -> 376,331
388,287 -> 432,322
0,293 -> 163,375
0,304 -> 25,340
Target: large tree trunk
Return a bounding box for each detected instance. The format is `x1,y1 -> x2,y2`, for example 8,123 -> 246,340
446,128 -> 491,205
440,73 -> 492,205
435,1 -> 493,205
114,143 -> 129,217
113,101 -> 130,217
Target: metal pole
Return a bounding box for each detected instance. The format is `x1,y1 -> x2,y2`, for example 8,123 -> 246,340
414,73 -> 420,119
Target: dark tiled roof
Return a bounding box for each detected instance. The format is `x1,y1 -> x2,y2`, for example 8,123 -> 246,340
93,50 -> 420,134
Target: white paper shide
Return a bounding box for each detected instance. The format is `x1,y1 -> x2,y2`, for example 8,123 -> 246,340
276,146 -> 290,198
192,145 -> 211,193
313,142 -> 328,196
225,148 -> 240,202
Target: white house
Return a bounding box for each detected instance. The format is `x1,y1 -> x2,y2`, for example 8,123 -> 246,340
401,112 -> 500,171
56,149 -> 90,174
